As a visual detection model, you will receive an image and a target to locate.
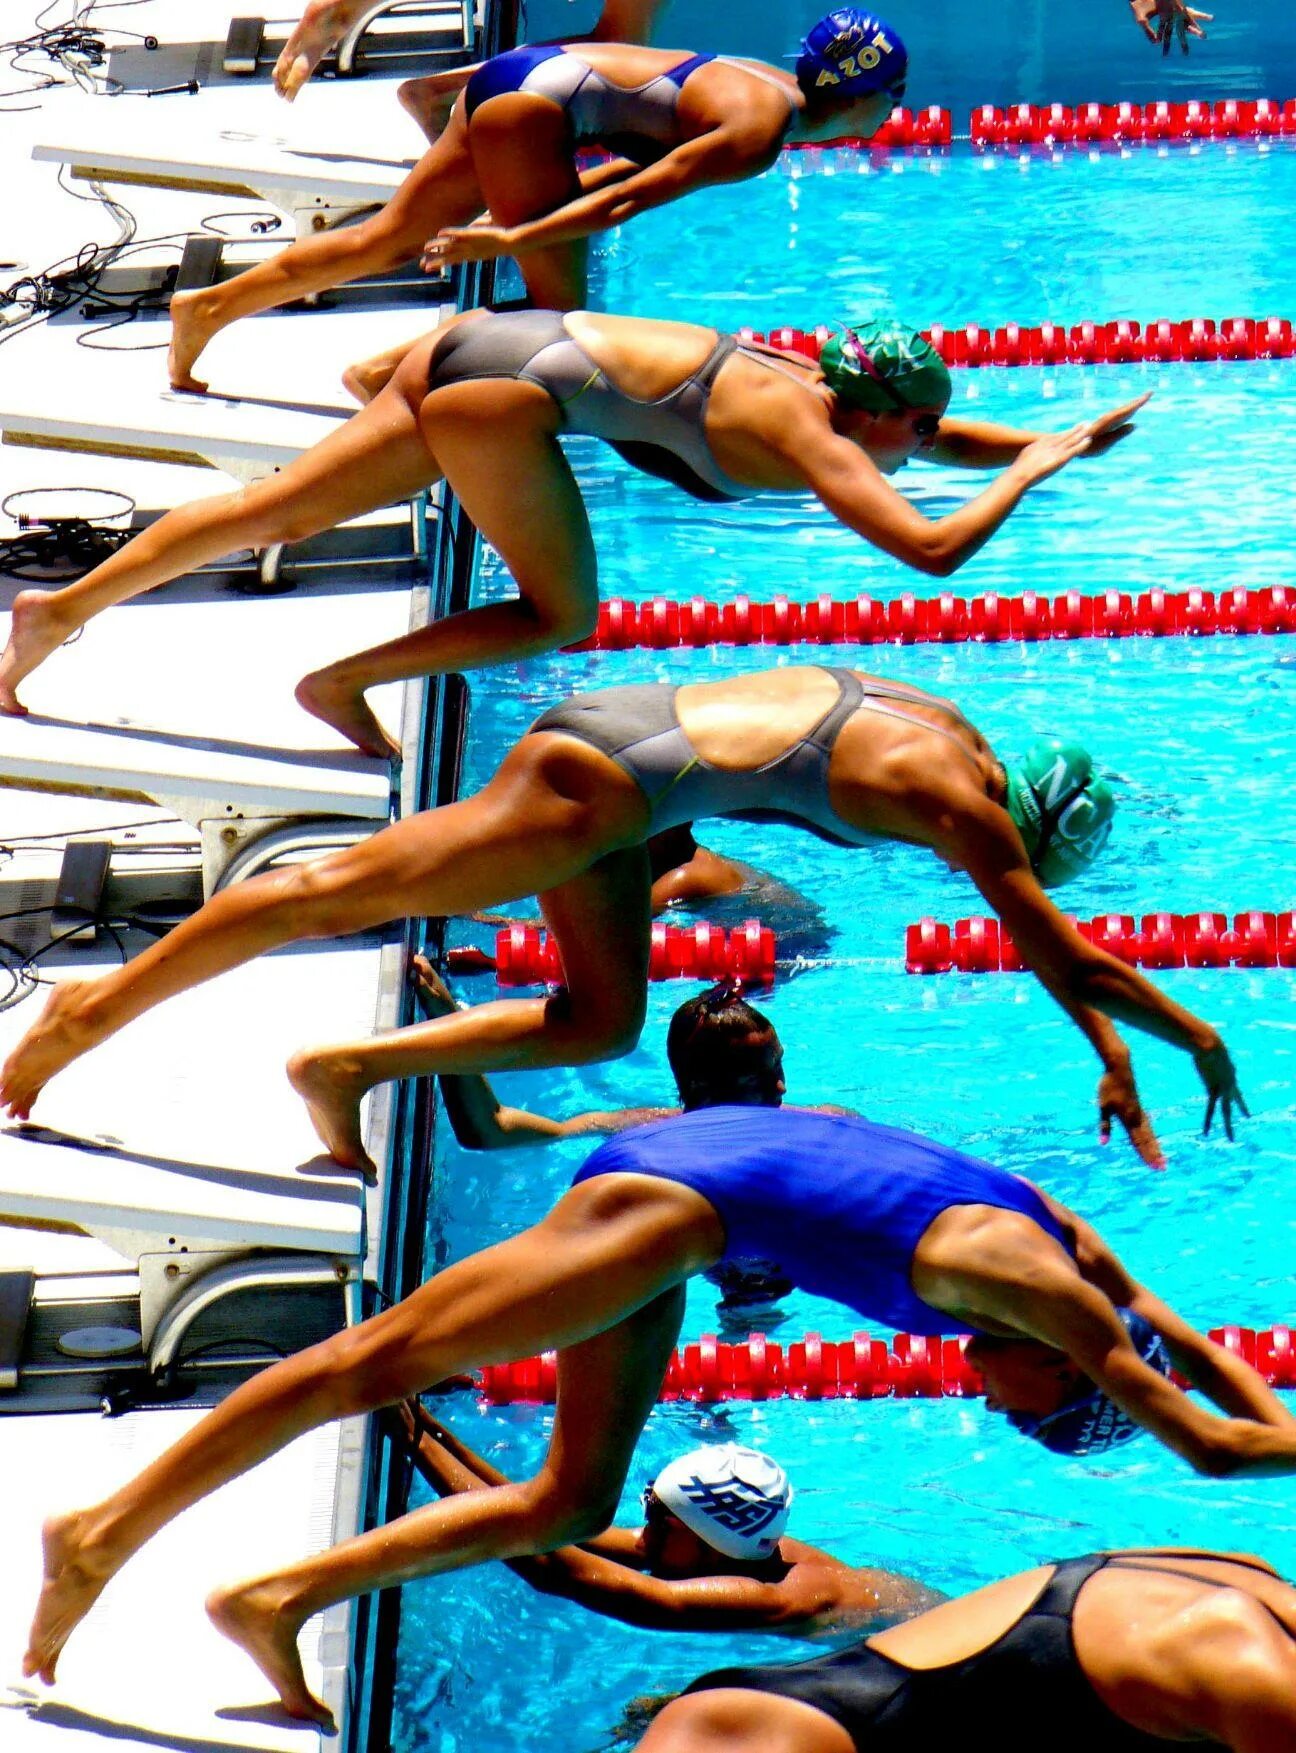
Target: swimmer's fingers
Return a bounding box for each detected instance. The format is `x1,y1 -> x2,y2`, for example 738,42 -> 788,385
1098,1065 -> 1166,1169
1084,393 -> 1152,455
421,224 -> 512,269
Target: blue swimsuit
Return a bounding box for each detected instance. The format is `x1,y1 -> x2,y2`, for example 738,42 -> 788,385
572,1107 -> 1071,1336
464,43 -> 715,160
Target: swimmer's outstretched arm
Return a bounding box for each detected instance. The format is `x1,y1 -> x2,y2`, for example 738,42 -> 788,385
989,1209 -> 1296,1475
948,790 -> 1246,1142
784,405 -> 1095,577
929,394 -> 1151,469
425,126 -> 780,267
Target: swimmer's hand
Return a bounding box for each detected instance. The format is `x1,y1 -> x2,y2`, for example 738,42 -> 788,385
1130,0 -> 1211,51
1098,1059 -> 1166,1169
1082,392 -> 1153,456
274,0 -> 365,99
422,224 -> 513,270
1007,423 -> 1093,486
1196,1038 -> 1248,1141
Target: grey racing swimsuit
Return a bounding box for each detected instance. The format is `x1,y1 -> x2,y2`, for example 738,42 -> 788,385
528,669 -> 985,846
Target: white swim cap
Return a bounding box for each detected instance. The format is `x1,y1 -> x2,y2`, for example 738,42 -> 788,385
651,1444 -> 792,1560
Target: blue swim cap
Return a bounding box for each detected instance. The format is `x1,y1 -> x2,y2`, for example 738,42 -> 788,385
1007,1310 -> 1172,1457
796,10 -> 908,105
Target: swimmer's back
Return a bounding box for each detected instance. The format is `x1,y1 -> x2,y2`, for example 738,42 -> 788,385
572,1107 -> 1068,1334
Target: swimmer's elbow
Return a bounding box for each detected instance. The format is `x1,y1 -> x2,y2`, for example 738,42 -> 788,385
902,531 -> 962,578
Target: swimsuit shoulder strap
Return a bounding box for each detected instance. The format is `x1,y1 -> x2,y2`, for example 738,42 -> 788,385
690,332 -> 739,391
663,51 -> 714,87
733,338 -> 826,394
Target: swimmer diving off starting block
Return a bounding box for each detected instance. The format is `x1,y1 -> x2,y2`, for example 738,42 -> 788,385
20,1104 -> 1291,1727
0,309 -> 1148,758
161,10 -> 911,391
0,665 -> 1243,1167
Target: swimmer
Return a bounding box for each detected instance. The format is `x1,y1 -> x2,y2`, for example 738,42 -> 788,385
1130,0 -> 1212,53
414,972 -> 806,1151
0,665 -> 1241,1165
168,10 -> 908,391
23,1106 -> 1295,1723
395,1407 -> 943,1634
0,309 -> 1147,754
274,0 -> 672,108
647,1547 -> 1296,1753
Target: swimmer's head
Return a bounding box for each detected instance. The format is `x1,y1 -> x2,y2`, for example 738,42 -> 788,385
667,982 -> 784,1110
642,1444 -> 792,1567
820,319 -> 950,471
969,1311 -> 1172,1457
796,10 -> 908,142
1005,738 -> 1115,888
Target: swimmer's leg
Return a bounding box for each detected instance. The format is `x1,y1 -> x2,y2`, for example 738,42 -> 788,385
295,376 -> 597,723
287,844 -> 651,1168
0,361 -> 440,744
206,1283 -> 687,1718
25,1182 -> 715,1705
464,92 -> 589,309
168,105 -> 481,391
0,751 -> 648,1124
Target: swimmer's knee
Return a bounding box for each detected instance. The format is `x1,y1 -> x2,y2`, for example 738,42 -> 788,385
521,1475 -> 619,1548
543,989 -> 645,1064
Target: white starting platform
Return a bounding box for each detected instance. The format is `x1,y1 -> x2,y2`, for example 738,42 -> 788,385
33,117 -> 415,236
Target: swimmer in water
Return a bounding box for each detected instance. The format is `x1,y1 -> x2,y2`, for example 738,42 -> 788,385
646,1547 -> 1296,1753
1130,0 -> 1212,54
0,665 -> 1242,1165
23,1105 -> 1295,1724
166,10 -> 908,391
0,309 -> 1147,756
395,1409 -> 943,1634
416,976 -> 837,1321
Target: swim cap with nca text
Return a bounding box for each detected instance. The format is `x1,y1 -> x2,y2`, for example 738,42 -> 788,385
1005,738 -> 1115,888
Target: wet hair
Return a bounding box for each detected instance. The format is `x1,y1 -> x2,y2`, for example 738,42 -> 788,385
666,982 -> 781,1110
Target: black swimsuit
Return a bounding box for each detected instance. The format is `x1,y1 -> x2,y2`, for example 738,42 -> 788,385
685,1551 -> 1289,1751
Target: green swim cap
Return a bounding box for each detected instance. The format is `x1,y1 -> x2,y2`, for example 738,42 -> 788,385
818,318 -> 951,414
1005,739 -> 1115,888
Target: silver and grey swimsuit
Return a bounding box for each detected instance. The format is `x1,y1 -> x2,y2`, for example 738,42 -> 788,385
528,669 -> 985,846
427,309 -> 756,502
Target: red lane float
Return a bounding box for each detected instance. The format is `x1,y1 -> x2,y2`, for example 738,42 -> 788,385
969,97 -> 1293,149
906,912 -> 1296,974
729,320 -> 1296,370
478,1325 -> 1296,1403
784,104 -> 953,150
471,921 -> 778,987
566,585 -> 1296,653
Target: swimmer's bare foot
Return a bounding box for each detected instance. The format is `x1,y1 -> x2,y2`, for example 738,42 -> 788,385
1,978 -> 102,1120
23,1510 -> 121,1686
0,589 -> 81,713
397,72 -> 464,144
294,669 -> 401,760
168,289 -> 226,393
207,1579 -> 334,1729
286,1047 -> 377,1180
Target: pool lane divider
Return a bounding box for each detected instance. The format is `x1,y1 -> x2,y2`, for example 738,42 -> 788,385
787,97 -> 1296,152
478,1325 -> 1296,1403
906,912 -> 1296,974
567,586 -> 1296,653
743,319 -> 1296,370
445,920 -> 778,986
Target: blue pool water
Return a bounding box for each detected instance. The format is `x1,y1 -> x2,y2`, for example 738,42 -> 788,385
390,62 -> 1296,1753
